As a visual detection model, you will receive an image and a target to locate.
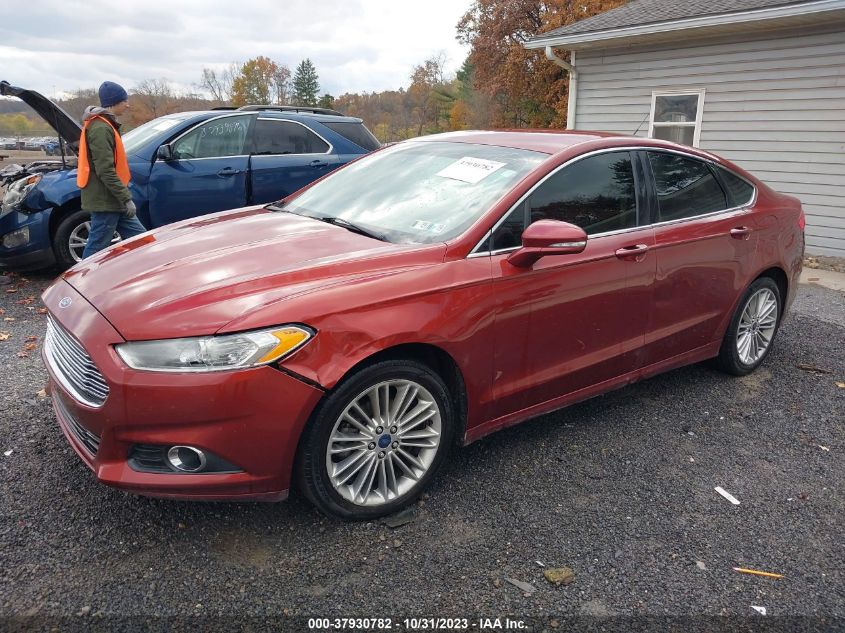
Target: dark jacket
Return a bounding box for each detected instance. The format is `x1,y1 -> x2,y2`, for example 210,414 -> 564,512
79,107 -> 131,212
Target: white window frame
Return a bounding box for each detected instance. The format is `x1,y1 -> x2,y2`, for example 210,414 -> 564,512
649,89 -> 705,147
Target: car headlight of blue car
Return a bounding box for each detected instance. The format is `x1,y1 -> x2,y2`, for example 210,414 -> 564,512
0,174 -> 42,218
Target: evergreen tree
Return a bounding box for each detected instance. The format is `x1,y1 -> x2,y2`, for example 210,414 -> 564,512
317,93 -> 335,109
292,59 -> 320,106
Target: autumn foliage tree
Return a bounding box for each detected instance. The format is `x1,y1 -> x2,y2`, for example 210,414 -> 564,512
457,0 -> 626,128
231,56 -> 291,106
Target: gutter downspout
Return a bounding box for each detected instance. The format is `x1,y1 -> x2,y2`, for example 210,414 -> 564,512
545,46 -> 577,130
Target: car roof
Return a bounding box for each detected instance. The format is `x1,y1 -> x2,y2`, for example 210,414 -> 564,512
410,129 -> 728,163
169,109 -> 364,124
413,129 -> 621,154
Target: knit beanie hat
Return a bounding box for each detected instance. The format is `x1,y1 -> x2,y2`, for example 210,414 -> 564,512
98,81 -> 128,108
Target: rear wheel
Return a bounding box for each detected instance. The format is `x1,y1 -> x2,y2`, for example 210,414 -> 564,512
52,210 -> 121,268
716,277 -> 782,376
297,359 -> 454,520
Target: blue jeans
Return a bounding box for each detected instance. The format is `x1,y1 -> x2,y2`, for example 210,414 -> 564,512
82,211 -> 148,259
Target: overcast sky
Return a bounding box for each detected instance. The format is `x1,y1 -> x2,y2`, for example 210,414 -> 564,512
0,0 -> 473,99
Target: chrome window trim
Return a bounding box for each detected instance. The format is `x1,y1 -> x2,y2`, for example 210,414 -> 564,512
160,113 -> 255,162
468,145 -> 757,257
252,117 -> 334,156
157,154 -> 251,163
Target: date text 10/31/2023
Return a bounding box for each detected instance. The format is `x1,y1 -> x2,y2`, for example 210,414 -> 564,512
307,617 -> 528,631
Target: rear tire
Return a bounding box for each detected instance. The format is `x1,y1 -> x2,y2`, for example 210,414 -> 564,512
715,277 -> 782,376
297,359 -> 454,520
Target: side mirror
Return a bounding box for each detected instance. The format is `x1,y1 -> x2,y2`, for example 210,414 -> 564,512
156,144 -> 173,161
507,220 -> 587,268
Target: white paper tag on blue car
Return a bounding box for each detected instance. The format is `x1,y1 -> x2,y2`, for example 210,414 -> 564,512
436,157 -> 506,184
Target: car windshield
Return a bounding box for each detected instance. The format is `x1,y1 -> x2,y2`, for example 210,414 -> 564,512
278,141 -> 547,244
123,114 -> 194,154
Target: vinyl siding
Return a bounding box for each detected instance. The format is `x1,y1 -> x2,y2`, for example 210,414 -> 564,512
573,29 -> 845,257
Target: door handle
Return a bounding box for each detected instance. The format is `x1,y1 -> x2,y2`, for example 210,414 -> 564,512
217,168 -> 242,177
309,159 -> 328,168
615,244 -> 649,261
730,226 -> 753,240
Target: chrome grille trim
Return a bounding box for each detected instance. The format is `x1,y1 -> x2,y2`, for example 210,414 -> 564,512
55,394 -> 100,455
45,316 -> 109,407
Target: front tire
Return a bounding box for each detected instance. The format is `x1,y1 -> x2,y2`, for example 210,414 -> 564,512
52,210 -> 120,268
716,277 -> 782,376
297,359 -> 455,520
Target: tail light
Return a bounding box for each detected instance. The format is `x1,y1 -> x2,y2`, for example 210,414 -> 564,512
798,208 -> 806,231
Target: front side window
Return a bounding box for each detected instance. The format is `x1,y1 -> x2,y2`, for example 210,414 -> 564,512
488,151 -> 638,250
253,119 -> 330,155
649,91 -> 704,147
529,152 -> 638,235
648,152 -> 728,221
172,115 -> 251,159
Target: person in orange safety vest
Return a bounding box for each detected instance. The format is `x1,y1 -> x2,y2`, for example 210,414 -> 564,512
78,81 -> 147,259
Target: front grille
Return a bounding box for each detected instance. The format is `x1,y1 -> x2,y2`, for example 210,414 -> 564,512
45,316 -> 109,407
55,394 -> 100,455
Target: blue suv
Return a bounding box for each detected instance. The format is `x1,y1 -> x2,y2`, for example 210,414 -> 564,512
0,81 -> 380,269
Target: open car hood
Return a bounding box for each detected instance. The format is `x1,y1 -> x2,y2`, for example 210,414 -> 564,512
0,81 -> 81,152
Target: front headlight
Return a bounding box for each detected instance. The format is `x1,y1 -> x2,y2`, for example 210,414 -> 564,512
1,174 -> 42,217
114,325 -> 314,372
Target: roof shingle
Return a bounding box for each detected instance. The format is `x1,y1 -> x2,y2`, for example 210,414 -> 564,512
531,0 -> 823,40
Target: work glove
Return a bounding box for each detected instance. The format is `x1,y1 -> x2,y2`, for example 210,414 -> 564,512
124,199 -> 137,219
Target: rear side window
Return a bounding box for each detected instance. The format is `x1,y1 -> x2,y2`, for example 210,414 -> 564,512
528,151 -> 638,235
648,152 -> 728,221
715,166 -> 755,207
321,121 -> 381,151
253,120 -> 329,155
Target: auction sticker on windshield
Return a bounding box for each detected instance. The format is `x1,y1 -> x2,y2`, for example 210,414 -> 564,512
436,157 -> 505,184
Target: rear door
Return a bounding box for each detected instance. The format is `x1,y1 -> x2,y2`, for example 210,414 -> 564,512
147,113 -> 254,227
484,150 -> 655,417
248,118 -> 339,204
640,150 -> 759,366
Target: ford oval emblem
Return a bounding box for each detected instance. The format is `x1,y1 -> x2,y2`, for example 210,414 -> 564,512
58,297 -> 72,309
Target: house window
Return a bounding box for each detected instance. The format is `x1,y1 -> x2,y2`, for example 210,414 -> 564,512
649,90 -> 705,147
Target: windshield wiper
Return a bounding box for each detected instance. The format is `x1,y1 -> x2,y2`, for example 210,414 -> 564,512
314,216 -> 389,242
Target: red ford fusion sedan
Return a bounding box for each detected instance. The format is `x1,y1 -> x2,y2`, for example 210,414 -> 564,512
42,131 -> 804,519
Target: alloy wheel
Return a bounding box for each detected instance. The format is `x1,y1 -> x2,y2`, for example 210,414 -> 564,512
736,287 -> 778,365
325,379 -> 442,506
68,221 -> 121,262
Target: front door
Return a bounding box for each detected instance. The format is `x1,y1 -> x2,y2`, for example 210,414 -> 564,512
147,114 -> 254,227
487,150 -> 655,417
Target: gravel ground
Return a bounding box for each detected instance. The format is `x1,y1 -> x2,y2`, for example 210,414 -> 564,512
0,270 -> 842,631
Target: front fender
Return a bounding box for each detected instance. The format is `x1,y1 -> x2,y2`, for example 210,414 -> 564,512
23,168 -> 79,211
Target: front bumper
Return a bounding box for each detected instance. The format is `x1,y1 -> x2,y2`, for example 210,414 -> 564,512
0,207 -> 55,270
42,280 -> 325,501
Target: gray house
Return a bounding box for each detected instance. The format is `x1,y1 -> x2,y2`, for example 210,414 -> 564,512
525,0 -> 845,257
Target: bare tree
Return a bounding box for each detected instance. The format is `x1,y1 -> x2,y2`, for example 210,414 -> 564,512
131,78 -> 175,118
198,63 -> 239,104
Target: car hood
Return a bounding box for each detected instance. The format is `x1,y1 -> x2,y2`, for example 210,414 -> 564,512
0,81 -> 81,152
62,206 -> 445,340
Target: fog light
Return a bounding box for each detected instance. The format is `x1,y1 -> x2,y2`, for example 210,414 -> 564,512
2,227 -> 30,249
166,446 -> 207,472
